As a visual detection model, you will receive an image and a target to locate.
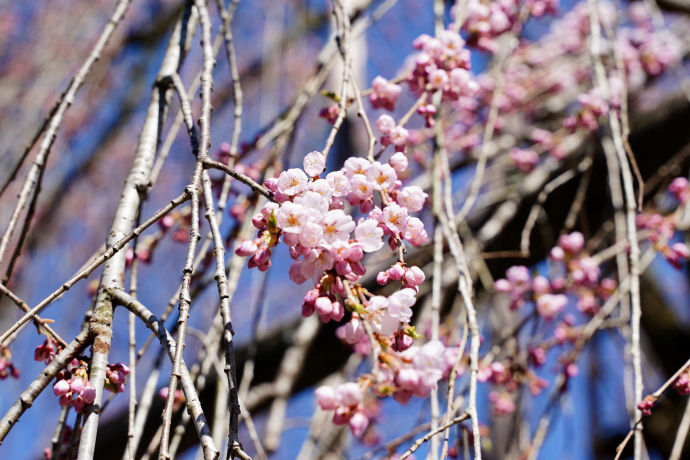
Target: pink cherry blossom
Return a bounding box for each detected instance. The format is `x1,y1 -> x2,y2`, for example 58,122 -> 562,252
382,204 -> 409,233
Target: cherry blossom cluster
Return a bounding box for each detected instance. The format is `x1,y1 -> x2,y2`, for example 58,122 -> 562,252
495,232 -> 618,318
637,395 -> 655,417
233,148 -> 437,435
316,340 -> 459,435
407,30 -> 476,100
51,359 -> 129,413
52,359 -> 97,413
635,180 -> 690,268
461,0 -> 531,53
315,382 -> 370,436
236,149 -> 428,301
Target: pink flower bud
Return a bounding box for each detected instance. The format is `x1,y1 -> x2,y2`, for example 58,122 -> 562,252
360,199 -> 374,214
396,368 -> 420,391
330,197 -> 345,210
264,177 -> 279,192
351,262 -> 366,277
54,380 -> 71,396
331,301 -> 345,322
315,386 -> 340,410
494,279 -> 511,292
70,377 -> 85,393
253,248 -> 270,266
392,330 -> 414,352
337,382 -> 362,407
314,297 -> 333,317
283,232 -> 299,247
566,363 -> 579,377
73,396 -> 85,413
58,394 -> 73,407
345,317 -> 364,344
81,386 -> 96,404
377,271 -> 390,285
235,240 -> 258,257
670,177 -> 689,201
336,260 -> 352,276
404,266 -> 425,286
558,232 -> 584,254
550,246 -> 565,261
532,276 -> 550,295
332,406 -> 351,425
251,213 -> 266,229
347,246 -> 364,263
349,411 -> 369,436
389,264 -> 405,281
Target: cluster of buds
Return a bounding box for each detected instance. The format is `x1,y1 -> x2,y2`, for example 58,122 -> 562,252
509,147 -> 539,173
375,115 -> 410,151
489,391 -> 516,416
408,31 -> 476,100
369,76 -> 402,111
637,395 -> 655,417
302,286 -> 345,323
669,177 -> 690,203
34,338 -> 58,365
52,359 -> 96,413
316,382 -> 370,436
636,206 -> 690,269
461,0 -> 525,53
0,346 -> 20,380
105,363 -> 130,393
319,104 -> 340,124
494,266 -> 567,318
674,368 -> 690,396
376,263 -> 425,288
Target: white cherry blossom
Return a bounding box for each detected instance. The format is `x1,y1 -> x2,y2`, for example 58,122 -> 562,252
278,168 -> 309,195
354,218 -> 384,252
303,151 -> 326,177
320,210 -> 355,243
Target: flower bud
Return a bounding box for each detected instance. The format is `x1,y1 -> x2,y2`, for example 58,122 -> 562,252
404,266 -> 425,286
53,380 -> 71,397
349,411 -> 369,436
315,386 -> 340,410
389,264 -> 405,281
377,271 -> 390,285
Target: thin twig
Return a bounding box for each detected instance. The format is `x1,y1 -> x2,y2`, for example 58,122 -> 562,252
0,190 -> 190,347
398,412 -> 471,460
109,289 -> 220,459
